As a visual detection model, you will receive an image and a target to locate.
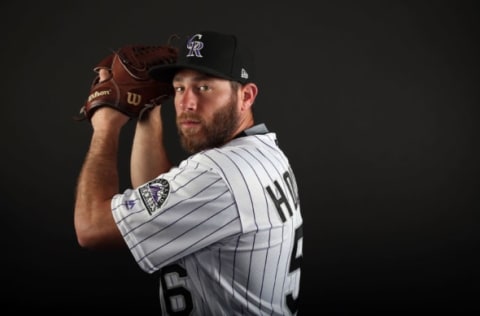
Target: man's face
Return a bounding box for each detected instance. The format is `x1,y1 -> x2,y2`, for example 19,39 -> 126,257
173,69 -> 240,153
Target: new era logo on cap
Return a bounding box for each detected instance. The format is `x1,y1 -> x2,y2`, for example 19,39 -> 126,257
149,31 -> 254,84
241,68 -> 249,79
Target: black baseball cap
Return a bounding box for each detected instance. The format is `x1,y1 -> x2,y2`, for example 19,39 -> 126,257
149,31 -> 254,84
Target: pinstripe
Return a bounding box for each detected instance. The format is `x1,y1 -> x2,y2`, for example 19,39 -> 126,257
205,149 -> 258,302
169,161 -> 193,181
255,146 -> 288,181
139,196 -> 234,263
169,168 -> 210,193
231,234 -> 241,300
238,147 -> 276,313
244,145 -> 288,313
204,148 -> 259,225
192,253 -> 208,315
149,204 -> 236,268
231,148 -> 268,313
154,214 -> 239,272
217,247 -> 221,281
282,217 -> 295,310
214,149 -> 258,312
270,224 -> 285,313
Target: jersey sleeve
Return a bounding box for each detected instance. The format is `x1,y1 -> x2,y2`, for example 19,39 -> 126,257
111,158 -> 242,274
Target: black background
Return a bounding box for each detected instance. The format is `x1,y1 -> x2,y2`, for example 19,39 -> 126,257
2,0 -> 479,314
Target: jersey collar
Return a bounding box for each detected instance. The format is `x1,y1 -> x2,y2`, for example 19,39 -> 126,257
234,123 -> 269,139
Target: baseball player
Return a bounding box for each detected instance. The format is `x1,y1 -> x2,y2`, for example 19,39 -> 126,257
74,30 -> 303,315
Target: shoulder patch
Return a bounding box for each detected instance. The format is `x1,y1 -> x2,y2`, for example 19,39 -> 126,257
139,178 -> 170,215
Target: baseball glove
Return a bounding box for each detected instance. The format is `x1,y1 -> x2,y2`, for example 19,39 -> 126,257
74,44 -> 178,121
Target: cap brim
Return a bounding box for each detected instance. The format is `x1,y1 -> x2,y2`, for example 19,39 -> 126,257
149,63 -> 233,82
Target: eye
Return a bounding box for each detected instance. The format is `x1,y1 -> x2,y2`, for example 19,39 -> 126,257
198,85 -> 210,92
174,86 -> 184,93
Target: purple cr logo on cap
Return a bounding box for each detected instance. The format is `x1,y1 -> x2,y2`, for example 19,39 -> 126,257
186,34 -> 205,58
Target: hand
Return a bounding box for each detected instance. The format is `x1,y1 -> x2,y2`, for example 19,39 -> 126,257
90,106 -> 130,131
90,69 -> 130,130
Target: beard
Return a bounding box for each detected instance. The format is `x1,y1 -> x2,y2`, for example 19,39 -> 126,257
177,94 -> 239,154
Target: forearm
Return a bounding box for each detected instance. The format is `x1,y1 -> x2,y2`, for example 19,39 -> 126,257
131,107 -> 172,188
74,127 -> 124,249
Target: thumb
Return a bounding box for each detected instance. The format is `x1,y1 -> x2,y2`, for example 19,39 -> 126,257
98,68 -> 111,82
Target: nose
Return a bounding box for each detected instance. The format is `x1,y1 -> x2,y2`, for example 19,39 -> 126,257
177,87 -> 197,111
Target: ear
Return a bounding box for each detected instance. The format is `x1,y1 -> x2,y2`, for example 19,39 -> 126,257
240,83 -> 258,111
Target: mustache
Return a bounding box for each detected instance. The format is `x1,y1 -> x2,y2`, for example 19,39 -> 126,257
177,113 -> 203,122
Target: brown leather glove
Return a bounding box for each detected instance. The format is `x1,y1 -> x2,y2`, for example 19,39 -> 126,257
75,45 -> 178,121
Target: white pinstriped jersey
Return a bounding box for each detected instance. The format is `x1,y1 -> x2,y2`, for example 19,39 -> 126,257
111,124 -> 303,315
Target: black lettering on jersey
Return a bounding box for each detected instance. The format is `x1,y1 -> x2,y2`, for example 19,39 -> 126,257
266,181 -> 292,222
284,167 -> 299,210
286,224 -> 303,313
267,169 -> 300,222
160,264 -> 193,315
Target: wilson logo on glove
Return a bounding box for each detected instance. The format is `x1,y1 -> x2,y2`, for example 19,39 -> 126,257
88,90 -> 111,102
127,92 -> 142,106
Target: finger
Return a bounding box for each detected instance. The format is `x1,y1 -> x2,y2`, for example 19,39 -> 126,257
98,69 -> 111,82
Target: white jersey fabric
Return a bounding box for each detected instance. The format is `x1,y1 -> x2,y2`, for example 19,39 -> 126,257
112,124 -> 303,315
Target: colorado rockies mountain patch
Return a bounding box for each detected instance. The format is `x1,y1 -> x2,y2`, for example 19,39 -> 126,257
139,178 -> 170,215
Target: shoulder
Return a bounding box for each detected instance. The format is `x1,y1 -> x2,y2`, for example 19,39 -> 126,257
184,133 -> 281,179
